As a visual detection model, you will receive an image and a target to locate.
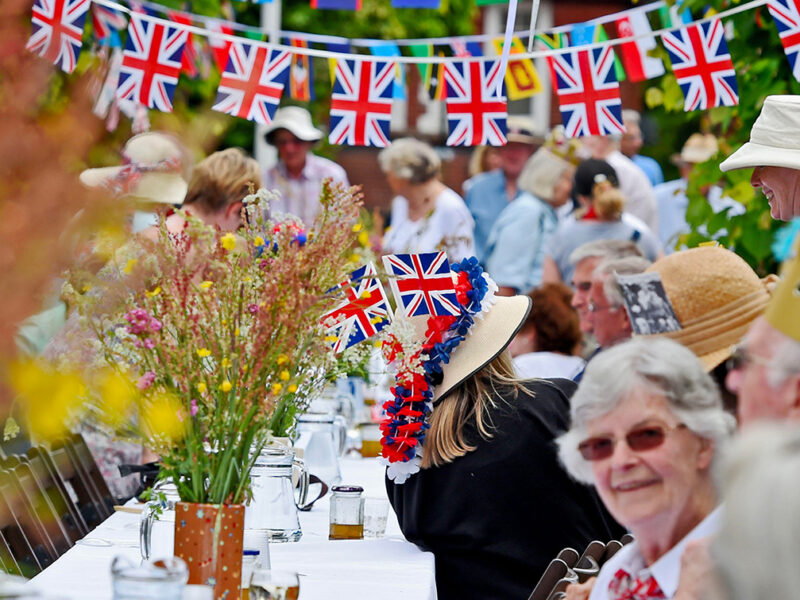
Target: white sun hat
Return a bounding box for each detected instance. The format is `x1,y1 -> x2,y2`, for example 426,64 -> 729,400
720,95 -> 800,172
263,106 -> 323,144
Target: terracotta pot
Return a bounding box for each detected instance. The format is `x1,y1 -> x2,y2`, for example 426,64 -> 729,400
174,502 -> 245,600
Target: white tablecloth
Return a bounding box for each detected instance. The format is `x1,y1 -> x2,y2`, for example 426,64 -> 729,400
28,457 -> 436,599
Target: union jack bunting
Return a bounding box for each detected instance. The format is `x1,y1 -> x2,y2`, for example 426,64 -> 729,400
206,20 -> 234,72
551,47 -> 625,138
321,263 -> 392,354
91,4 -> 127,47
117,14 -> 188,112
661,19 -> 738,112
212,42 -> 290,124
26,0 -> 91,73
329,58 -> 394,147
443,59 -> 507,147
167,11 -> 203,78
767,0 -> 800,82
382,252 -> 460,318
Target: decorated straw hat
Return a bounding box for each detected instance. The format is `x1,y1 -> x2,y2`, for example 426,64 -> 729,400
765,235 -> 800,343
80,132 -> 190,205
263,106 -> 323,144
644,246 -> 774,371
720,95 -> 800,172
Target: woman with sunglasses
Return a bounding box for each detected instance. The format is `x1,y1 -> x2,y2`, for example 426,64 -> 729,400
557,337 -> 735,600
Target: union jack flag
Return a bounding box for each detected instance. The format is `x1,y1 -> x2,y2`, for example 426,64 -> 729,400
212,42 -> 290,124
329,58 -> 394,147
26,0 -> 91,73
382,252 -> 460,318
91,4 -> 127,46
767,0 -> 800,82
321,263 -> 392,354
551,46 -> 625,138
167,11 -> 203,78
443,60 -> 507,147
117,14 -> 188,112
661,19 -> 738,112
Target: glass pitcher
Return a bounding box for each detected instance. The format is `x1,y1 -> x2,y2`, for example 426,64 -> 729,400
292,412 -> 347,487
245,446 -> 309,543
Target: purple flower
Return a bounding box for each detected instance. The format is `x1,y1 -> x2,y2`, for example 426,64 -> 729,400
136,371 -> 156,390
190,399 -> 199,417
125,308 -> 151,335
143,338 -> 155,350
150,317 -> 162,332
247,303 -> 259,315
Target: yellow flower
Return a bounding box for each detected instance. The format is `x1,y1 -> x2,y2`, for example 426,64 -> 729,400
271,383 -> 283,394
288,384 -> 298,394
220,380 -> 232,392
141,391 -> 186,444
234,328 -> 240,336
220,357 -> 232,369
145,286 -> 161,298
360,290 -> 372,300
200,280 -> 214,290
196,382 -> 207,394
352,222 -> 363,233
98,370 -> 138,427
276,354 -> 289,365
324,335 -> 338,343
279,370 -> 290,381
81,284 -> 92,293
220,233 -> 236,251
358,231 -> 369,247
370,316 -> 385,325
373,340 -> 383,348
349,253 -> 361,263
123,258 -> 138,274
196,348 -> 211,358
254,236 -> 265,247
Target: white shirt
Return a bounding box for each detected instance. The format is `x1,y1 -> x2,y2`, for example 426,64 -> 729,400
382,187 -> 475,261
606,150 -> 659,234
588,506 -> 723,600
514,352 -> 585,380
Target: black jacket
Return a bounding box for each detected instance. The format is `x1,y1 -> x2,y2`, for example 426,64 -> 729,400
387,378 -> 624,600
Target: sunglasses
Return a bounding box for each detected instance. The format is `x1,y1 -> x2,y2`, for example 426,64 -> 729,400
578,424 -> 686,461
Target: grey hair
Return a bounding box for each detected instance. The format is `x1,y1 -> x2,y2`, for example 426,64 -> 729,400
766,333 -> 800,388
556,337 -> 736,484
594,256 -> 652,307
621,109 -> 641,126
568,239 -> 644,267
714,424 -> 800,600
378,137 -> 441,184
517,147 -> 575,202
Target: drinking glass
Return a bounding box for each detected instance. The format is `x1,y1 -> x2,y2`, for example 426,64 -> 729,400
363,497 -> 389,538
248,569 -> 300,600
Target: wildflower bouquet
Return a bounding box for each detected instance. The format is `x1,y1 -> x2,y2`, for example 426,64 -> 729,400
65,182 -> 361,504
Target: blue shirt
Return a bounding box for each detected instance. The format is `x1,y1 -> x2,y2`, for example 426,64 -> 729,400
463,170 -> 516,262
632,154 -> 664,187
484,193 -> 558,293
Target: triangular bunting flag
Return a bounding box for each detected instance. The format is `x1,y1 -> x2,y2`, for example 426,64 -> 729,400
26,0 -> 91,73
443,59 -> 507,146
570,21 -> 626,82
289,38 -> 314,101
329,58 -> 394,146
767,0 -> 800,82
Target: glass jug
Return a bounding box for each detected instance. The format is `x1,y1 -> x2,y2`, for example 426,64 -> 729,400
245,446 -> 309,543
292,412 -> 347,487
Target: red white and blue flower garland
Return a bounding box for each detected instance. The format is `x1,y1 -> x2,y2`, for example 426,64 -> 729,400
379,257 -> 498,483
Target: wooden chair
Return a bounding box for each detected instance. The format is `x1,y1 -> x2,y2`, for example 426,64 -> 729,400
0,469 -> 56,570
26,447 -> 88,538
63,434 -> 115,515
0,484 -> 39,577
45,445 -> 106,529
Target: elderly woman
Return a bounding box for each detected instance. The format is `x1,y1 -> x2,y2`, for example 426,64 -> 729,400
557,337 -> 735,600
484,147 -> 575,295
384,258 -> 622,600
379,138 -> 475,261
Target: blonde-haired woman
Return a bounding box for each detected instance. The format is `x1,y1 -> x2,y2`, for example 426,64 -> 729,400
542,159 -> 662,285
379,138 -> 475,261
384,259 -> 622,600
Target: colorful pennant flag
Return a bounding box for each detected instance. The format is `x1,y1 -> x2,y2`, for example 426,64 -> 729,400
428,51 -> 448,100
391,0 -> 441,7
370,42 -> 406,99
311,0 -> 362,9
26,0 -> 91,73
167,12 -> 202,78
91,4 -> 127,47
661,19 -> 739,112
450,39 -> 483,57
326,42 -> 351,84
116,14 -> 188,112
491,36 -> 543,100
382,252 -> 460,318
551,47 -> 625,138
321,263 -> 391,354
615,11 -> 665,82
212,42 -> 290,123
206,19 -> 234,72
767,0 -> 800,82
289,38 -> 314,101
659,1 -> 693,28
329,58 -> 394,147
570,21 -> 626,82
443,59 -> 507,147
409,43 -> 433,87
535,31 -> 569,87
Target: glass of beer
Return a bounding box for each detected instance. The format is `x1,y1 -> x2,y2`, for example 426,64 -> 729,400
358,422 -> 382,458
248,569 -> 299,600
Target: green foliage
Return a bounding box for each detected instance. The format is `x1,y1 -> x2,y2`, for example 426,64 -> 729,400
645,0 -> 790,274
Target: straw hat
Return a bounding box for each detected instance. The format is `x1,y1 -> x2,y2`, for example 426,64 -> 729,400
263,106 -> 323,144
505,116 -> 543,146
765,235 -> 800,343
643,246 -> 773,371
720,95 -> 800,172
434,294 -> 531,402
79,132 -> 189,205
671,133 -> 719,165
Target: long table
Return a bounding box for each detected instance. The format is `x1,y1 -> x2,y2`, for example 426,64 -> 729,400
28,457 -> 436,599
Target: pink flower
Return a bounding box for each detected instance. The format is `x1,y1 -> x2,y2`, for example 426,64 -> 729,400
247,303 -> 259,314
125,308 -> 151,335
143,338 -> 156,350
136,371 -> 156,390
190,399 -> 199,417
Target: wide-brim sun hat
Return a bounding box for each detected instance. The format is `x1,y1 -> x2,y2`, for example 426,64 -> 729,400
505,116 -> 544,146
434,294 -> 531,402
263,106 -> 323,144
720,95 -> 800,172
642,246 -> 774,371
671,133 -> 719,165
79,132 -> 189,205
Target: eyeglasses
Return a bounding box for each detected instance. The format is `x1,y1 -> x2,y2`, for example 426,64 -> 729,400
588,301 -> 620,313
577,424 -> 687,461
273,137 -> 305,148
725,344 -> 773,372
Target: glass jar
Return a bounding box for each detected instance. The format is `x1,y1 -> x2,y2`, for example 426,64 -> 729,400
328,485 -> 364,540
